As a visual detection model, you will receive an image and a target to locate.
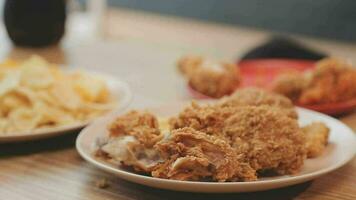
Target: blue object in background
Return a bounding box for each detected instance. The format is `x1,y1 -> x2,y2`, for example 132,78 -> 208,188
94,0 -> 356,41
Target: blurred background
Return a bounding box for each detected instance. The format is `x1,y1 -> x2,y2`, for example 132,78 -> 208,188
0,0 -> 354,60
0,0 -> 355,105
105,0 -> 356,41
0,0 -> 355,48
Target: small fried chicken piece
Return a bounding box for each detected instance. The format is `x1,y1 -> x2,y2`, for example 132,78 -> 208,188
177,55 -> 203,75
170,103 -> 306,175
152,127 -> 257,181
219,87 -> 298,119
109,110 -> 161,147
177,56 -> 241,98
223,106 -> 306,175
272,72 -> 309,102
99,111 -> 163,172
169,102 -> 232,140
299,58 -> 356,104
272,58 -> 356,105
302,122 -> 329,158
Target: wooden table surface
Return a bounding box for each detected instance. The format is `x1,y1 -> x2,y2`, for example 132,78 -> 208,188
0,8 -> 355,200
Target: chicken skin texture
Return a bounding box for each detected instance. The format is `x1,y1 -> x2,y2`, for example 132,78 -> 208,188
178,55 -> 241,98
302,122 -> 330,158
152,127 -> 257,181
98,91 -> 331,181
109,110 -> 162,147
219,87 -> 298,119
170,103 -> 306,175
272,58 -> 356,105
272,73 -> 307,102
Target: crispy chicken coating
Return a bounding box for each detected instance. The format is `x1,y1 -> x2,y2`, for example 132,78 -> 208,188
152,127 -> 257,181
219,87 -> 298,119
300,58 -> 356,104
272,73 -> 308,102
99,111 -> 163,172
178,56 -> 241,98
98,93 -> 329,181
223,106 -> 306,174
272,58 -> 356,105
169,102 -> 230,139
109,110 -> 161,147
302,122 -> 330,158
177,55 -> 203,75
170,103 -> 306,175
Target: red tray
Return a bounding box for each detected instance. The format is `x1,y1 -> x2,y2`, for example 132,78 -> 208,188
187,59 -> 356,115
239,59 -> 315,88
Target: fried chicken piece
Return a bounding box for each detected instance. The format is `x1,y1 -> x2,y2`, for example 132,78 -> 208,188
218,87 -> 298,119
302,122 -> 329,158
109,110 -> 161,147
177,55 -> 203,75
223,106 -> 306,175
177,56 -> 241,98
170,103 -> 306,175
299,58 -> 356,104
152,127 -> 257,181
272,58 -> 356,105
99,111 -> 163,172
169,102 -> 229,139
272,72 -> 309,102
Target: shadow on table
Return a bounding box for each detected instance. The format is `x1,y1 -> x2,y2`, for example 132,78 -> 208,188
96,174 -> 311,200
145,182 -> 311,200
0,130 -> 79,157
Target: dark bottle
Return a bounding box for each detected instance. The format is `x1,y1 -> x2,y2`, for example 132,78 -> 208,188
4,0 -> 66,47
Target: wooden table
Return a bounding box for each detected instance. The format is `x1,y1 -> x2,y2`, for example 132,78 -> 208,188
0,8 -> 355,200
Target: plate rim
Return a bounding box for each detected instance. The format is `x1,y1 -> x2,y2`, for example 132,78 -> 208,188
75,105 -> 356,192
0,70 -> 132,142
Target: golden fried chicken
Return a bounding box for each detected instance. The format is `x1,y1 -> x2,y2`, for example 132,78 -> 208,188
177,55 -> 203,75
152,127 -> 257,181
177,56 -> 241,98
219,87 -> 298,119
109,110 -> 161,147
223,106 -> 306,175
99,111 -> 163,172
300,58 -> 356,104
272,58 -> 356,105
170,103 -> 306,175
98,95 -> 329,181
169,102 -> 229,139
272,73 -> 308,102
302,122 -> 330,158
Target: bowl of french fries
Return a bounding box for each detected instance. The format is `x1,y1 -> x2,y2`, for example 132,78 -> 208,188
0,55 -> 131,142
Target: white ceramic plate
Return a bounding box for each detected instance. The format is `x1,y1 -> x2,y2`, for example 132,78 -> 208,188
0,71 -> 132,142
76,101 -> 356,193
